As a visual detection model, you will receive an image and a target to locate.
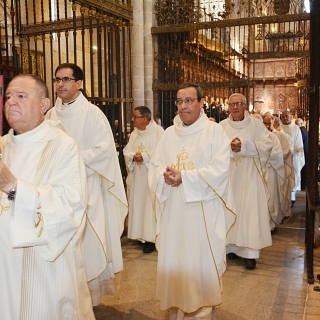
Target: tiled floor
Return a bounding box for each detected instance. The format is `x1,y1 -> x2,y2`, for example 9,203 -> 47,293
94,191 -> 320,320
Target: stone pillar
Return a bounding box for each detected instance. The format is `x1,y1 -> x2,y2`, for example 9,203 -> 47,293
143,0 -> 153,112
131,0 -> 154,113
131,0 -> 145,108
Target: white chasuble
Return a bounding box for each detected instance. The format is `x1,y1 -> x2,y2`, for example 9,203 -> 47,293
46,92 -> 128,305
281,122 -> 305,191
0,121 -> 94,320
266,132 -> 285,230
274,129 -> 295,216
220,111 -> 273,255
149,112 -> 236,313
123,120 -> 164,242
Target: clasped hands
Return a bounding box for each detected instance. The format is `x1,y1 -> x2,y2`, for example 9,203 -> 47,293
231,137 -> 241,153
133,152 -> 143,163
163,166 -> 182,188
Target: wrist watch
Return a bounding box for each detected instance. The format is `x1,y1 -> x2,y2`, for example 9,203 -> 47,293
8,181 -> 17,201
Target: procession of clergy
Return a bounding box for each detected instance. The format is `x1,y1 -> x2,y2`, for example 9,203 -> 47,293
0,63 -> 305,320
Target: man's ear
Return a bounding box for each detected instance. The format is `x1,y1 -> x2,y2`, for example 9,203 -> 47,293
76,80 -> 83,90
41,98 -> 51,114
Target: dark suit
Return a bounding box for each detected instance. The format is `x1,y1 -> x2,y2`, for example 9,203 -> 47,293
300,126 -> 308,190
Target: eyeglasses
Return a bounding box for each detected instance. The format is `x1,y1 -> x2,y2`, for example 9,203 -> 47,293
175,97 -> 198,106
53,77 -> 78,83
229,102 -> 246,107
132,115 -> 145,119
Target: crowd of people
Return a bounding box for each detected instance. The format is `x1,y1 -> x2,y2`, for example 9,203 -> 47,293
0,70 -> 308,320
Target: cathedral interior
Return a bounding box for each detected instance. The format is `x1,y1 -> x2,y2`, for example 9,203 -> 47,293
1,0 -> 320,319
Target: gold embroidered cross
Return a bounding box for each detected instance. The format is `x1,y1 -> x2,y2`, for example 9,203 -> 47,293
137,143 -> 145,153
233,155 -> 244,166
136,143 -> 146,168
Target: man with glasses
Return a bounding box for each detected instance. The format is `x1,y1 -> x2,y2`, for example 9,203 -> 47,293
123,106 -> 164,254
46,63 -> 128,306
149,83 -> 235,320
220,93 -> 273,270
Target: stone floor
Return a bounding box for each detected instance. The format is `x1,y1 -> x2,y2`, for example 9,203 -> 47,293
94,191 -> 320,320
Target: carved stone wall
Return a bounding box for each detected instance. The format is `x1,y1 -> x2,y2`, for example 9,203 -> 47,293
254,85 -> 298,115
254,58 -> 296,80
253,58 -> 298,115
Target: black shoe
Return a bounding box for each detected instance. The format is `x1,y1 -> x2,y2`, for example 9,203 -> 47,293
228,253 -> 238,260
143,242 -> 155,254
244,258 -> 256,270
291,201 -> 295,208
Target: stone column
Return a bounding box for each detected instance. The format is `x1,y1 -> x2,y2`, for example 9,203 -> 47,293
131,0 -> 154,113
131,0 -> 145,108
143,0 -> 153,112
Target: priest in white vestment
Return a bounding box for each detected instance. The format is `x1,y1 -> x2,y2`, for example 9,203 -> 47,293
220,93 -> 273,270
46,63 -> 128,305
149,83 -> 236,320
262,114 -> 285,230
271,116 -> 295,217
0,74 -> 95,320
280,110 -> 304,206
123,106 -> 164,253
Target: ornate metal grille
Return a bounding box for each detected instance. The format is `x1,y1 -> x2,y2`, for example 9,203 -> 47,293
1,0 -> 132,134
0,0 -> 133,178
153,0 -> 310,127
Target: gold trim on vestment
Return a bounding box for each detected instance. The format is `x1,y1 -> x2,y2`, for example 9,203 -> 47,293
252,145 -> 276,229
201,202 -> 223,289
97,172 -> 128,211
0,191 -> 10,216
196,169 -> 237,238
270,165 -> 286,221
